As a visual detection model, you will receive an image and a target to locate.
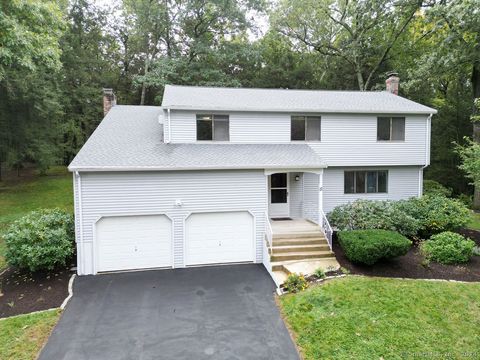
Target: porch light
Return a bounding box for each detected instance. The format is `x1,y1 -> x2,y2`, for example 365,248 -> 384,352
295,175 -> 300,181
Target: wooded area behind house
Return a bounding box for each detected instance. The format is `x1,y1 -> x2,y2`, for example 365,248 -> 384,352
0,0 -> 479,207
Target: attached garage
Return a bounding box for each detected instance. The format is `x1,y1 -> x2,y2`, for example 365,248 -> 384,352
96,215 -> 172,272
185,211 -> 254,266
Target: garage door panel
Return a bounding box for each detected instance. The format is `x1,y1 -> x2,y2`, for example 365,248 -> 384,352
97,215 -> 172,272
186,212 -> 254,266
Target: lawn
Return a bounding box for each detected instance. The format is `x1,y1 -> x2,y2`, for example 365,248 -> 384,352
280,276 -> 480,359
0,309 -> 61,360
468,211 -> 480,231
0,167 -> 73,269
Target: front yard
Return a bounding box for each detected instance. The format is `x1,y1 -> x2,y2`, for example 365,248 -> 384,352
280,276 -> 480,359
0,310 -> 61,360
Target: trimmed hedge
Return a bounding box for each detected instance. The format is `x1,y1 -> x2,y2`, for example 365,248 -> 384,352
421,231 -> 475,265
4,208 -> 75,272
338,230 -> 412,265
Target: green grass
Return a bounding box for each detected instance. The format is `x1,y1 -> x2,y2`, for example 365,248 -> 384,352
0,309 -> 61,360
0,167 -> 73,269
467,211 -> 480,231
280,277 -> 480,360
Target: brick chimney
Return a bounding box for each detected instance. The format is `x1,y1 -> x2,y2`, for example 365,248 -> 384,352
386,72 -> 400,95
103,88 -> 116,115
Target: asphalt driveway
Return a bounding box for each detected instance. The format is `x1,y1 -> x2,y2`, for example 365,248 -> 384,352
39,264 -> 299,360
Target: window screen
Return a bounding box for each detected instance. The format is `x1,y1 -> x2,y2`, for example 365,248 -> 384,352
377,117 -> 405,141
196,114 -> 229,141
306,117 -> 321,141
344,171 -> 355,194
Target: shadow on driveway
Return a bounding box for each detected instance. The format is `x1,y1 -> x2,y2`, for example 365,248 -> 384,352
39,264 -> 299,360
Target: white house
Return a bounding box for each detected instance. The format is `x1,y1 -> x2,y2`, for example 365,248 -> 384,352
69,76 -> 436,277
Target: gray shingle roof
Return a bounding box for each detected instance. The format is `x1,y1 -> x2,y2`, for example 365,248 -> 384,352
162,85 -> 437,114
68,105 -> 325,171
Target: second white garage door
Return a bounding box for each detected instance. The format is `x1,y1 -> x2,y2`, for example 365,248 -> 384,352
185,211 -> 254,266
96,215 -> 172,272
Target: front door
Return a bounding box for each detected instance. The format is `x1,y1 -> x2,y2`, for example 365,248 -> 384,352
269,173 -> 289,218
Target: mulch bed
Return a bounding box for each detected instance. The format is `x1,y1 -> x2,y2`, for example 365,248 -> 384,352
0,265 -> 74,318
332,229 -> 480,282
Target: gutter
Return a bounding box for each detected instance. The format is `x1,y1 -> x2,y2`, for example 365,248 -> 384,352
68,164 -> 328,172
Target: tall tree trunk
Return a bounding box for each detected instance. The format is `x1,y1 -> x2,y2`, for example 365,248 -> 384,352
472,60 -> 480,209
140,58 -> 149,106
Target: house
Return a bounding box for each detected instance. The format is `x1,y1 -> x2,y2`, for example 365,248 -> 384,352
69,75 -> 436,279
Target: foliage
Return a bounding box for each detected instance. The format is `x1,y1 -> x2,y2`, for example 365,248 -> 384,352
423,180 -> 452,197
313,268 -> 325,279
338,230 -> 411,265
328,199 -> 420,237
421,231 -> 475,265
0,309 -> 60,360
4,209 -> 75,272
279,277 -> 480,359
397,195 -> 470,237
456,137 -> 480,189
283,273 -> 308,293
468,212 -> 480,231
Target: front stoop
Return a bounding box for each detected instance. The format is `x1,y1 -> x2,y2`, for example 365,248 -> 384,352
268,220 -> 339,285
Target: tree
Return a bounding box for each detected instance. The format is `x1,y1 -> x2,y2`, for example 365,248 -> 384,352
272,0 -> 426,90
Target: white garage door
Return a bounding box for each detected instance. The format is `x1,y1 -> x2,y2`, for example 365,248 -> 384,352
185,211 -> 254,266
96,215 -> 172,272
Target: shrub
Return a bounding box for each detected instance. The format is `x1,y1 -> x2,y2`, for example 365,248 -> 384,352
423,180 -> 452,197
283,273 -> 308,293
4,209 -> 75,272
421,232 -> 475,265
314,268 -> 325,279
338,230 -> 412,265
328,199 -> 420,237
397,195 -> 470,237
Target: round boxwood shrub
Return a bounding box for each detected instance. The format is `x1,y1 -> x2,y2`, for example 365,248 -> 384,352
338,229 -> 412,265
4,208 -> 75,272
420,231 -> 475,265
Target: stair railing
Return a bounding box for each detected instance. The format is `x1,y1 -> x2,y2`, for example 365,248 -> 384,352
265,211 -> 273,254
319,210 -> 333,250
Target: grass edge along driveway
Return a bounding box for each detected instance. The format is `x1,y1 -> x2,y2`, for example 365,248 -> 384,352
0,309 -> 61,360
279,276 -> 480,360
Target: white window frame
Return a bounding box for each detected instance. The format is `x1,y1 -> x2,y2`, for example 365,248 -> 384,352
290,115 -> 321,142
377,116 -> 405,142
196,114 -> 230,141
344,170 -> 388,194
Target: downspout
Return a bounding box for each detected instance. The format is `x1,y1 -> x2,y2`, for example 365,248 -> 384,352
166,108 -> 171,143
75,171 -> 85,275
419,113 -> 433,196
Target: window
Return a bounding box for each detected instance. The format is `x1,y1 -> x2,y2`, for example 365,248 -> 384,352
196,114 -> 229,141
291,116 -> 321,141
377,117 -> 405,141
344,170 -> 388,194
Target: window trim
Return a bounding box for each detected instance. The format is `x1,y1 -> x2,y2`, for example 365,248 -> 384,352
344,170 -> 388,194
196,114 -> 230,141
377,116 -> 405,142
290,115 -> 322,142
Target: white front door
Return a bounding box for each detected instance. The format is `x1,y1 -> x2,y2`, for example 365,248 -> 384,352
269,173 -> 289,218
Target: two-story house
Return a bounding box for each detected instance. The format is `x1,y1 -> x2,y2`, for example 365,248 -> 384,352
69,76 -> 436,279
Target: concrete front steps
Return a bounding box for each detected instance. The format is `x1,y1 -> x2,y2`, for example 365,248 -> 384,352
268,221 -> 338,285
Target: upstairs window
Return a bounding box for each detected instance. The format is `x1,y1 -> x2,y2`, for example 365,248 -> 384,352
196,114 -> 229,141
377,117 -> 405,141
291,116 -> 321,141
344,170 -> 388,194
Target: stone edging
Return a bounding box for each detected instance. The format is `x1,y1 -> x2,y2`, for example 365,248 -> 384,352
60,274 -> 76,310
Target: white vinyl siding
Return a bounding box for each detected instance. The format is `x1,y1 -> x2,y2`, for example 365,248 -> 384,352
289,173 -> 303,218
323,166 -> 421,213
75,170 -> 267,275
303,173 -> 320,223
168,110 -> 428,166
